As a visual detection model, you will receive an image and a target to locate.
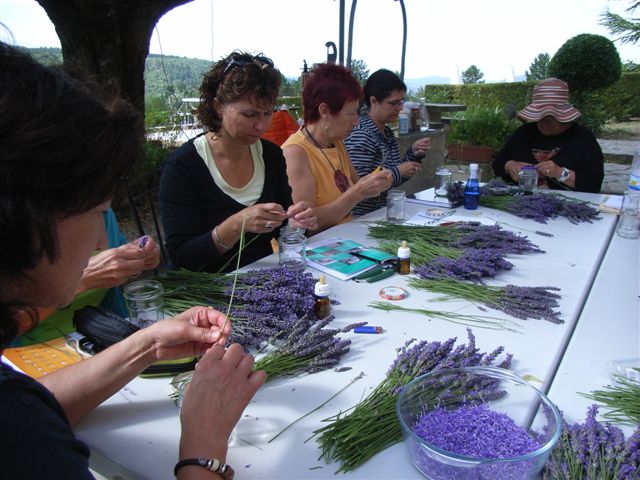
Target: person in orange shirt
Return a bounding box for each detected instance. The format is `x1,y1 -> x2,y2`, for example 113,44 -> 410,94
282,63 -> 391,232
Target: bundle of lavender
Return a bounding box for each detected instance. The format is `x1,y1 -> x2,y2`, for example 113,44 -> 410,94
447,180 -> 600,224
313,329 -> 513,473
408,277 -> 563,324
369,221 -> 543,280
581,370 -> 640,425
158,267 -> 316,346
543,405 -> 640,479
170,315 -> 362,405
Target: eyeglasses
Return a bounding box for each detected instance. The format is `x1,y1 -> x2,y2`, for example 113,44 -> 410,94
222,53 -> 274,78
384,98 -> 405,107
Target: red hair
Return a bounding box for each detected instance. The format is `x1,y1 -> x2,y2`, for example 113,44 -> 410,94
302,63 -> 362,124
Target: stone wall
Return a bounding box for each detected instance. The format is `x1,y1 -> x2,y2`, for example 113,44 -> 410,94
396,129 -> 447,195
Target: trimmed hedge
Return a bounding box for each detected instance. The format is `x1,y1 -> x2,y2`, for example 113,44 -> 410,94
422,72 -> 639,123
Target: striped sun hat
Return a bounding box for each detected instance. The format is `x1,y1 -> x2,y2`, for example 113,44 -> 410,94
517,78 -> 581,123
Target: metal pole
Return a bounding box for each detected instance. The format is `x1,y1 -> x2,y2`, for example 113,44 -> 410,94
339,0 -> 345,65
346,0 -> 358,69
398,0 -> 407,80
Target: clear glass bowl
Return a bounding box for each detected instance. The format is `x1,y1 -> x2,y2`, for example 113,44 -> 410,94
396,366 -> 561,480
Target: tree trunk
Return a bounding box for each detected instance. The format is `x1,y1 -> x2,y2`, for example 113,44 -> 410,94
36,0 -> 193,116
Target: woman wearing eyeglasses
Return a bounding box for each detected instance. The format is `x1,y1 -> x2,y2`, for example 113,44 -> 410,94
344,69 -> 430,216
282,63 -> 392,231
159,51 -> 317,273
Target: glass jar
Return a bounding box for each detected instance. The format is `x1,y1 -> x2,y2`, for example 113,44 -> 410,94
617,191 -> 640,239
434,167 -> 452,197
518,165 -> 538,195
123,279 -> 165,328
278,226 -> 307,270
386,190 -> 406,222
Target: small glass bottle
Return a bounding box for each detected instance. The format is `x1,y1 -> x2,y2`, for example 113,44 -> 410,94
463,163 -> 480,210
314,275 -> 331,319
123,279 -> 164,328
397,241 -> 411,275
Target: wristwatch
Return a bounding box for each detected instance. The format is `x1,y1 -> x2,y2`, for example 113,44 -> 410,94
557,167 -> 570,183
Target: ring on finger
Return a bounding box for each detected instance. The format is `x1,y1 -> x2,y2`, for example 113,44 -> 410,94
265,221 -> 273,229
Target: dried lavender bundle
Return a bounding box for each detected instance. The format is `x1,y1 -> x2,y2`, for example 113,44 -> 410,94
544,405 -> 640,480
413,247 -> 515,281
313,329 -> 513,473
409,277 -> 563,324
368,221 -> 543,256
159,267 -> 317,346
477,184 -> 600,224
170,315 -> 362,405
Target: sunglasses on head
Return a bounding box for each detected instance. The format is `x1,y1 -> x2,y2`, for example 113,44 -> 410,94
222,53 -> 274,78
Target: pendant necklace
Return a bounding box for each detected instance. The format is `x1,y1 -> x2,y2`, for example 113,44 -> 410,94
304,126 -> 349,193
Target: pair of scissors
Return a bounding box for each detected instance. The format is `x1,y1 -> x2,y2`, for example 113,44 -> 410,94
353,260 -> 398,283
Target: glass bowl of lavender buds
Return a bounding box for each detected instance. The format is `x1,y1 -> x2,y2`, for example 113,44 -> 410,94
396,366 -> 561,480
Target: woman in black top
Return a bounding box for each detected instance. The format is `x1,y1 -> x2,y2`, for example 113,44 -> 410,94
492,78 -> 604,193
160,51 -> 317,273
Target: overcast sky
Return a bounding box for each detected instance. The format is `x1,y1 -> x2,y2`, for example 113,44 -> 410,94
1,0 -> 637,83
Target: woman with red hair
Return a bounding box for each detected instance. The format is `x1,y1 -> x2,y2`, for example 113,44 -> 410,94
282,63 -> 391,231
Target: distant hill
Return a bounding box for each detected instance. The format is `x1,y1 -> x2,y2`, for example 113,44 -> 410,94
28,47 -> 211,100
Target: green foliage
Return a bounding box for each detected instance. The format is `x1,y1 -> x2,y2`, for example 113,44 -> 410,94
548,34 -> 622,91
600,1 -> 640,45
350,59 -> 370,85
447,108 -> 519,149
462,65 -> 484,84
525,53 -> 550,81
589,72 -> 640,122
143,140 -> 172,171
622,60 -> 639,72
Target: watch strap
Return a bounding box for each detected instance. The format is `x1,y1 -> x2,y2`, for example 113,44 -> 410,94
557,167 -> 570,183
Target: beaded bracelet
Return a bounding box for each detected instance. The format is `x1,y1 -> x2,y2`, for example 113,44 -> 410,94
213,226 -> 231,252
174,457 -> 235,479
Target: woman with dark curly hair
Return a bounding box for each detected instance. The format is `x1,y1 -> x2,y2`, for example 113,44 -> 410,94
282,63 -> 391,231
160,51 -> 317,273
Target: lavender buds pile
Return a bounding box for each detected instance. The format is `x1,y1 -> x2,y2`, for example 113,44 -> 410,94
408,277 -> 563,324
544,405 -> 640,479
312,329 -> 513,472
413,403 -> 542,458
158,267 -> 317,346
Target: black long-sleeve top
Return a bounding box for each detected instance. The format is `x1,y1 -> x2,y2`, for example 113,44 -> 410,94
492,122 -> 604,193
159,136 -> 293,273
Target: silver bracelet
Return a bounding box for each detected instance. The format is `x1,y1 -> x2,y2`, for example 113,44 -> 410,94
213,226 -> 231,251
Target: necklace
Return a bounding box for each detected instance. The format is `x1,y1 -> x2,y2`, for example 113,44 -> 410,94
303,126 -> 349,193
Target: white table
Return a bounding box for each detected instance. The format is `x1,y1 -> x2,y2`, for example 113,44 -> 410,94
77,192 -> 620,479
546,230 -> 639,437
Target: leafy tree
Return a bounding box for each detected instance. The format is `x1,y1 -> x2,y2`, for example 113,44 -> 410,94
36,0 -> 193,117
600,1 -> 640,44
350,59 -> 369,85
525,53 -> 551,81
462,65 -> 484,84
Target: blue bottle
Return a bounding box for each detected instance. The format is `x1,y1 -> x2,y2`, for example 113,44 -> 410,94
463,163 -> 480,210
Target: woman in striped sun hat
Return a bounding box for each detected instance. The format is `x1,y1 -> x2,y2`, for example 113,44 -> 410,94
492,78 -> 604,193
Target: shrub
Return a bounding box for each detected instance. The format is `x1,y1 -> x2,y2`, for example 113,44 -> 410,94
447,107 -> 520,149
548,34 -> 622,91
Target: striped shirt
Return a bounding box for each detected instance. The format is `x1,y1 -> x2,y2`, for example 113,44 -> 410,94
345,113 -> 421,216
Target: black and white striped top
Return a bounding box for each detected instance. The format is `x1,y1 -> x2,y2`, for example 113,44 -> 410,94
344,113 -> 421,216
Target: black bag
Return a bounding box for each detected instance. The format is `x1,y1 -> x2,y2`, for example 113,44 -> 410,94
73,305 -> 139,353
